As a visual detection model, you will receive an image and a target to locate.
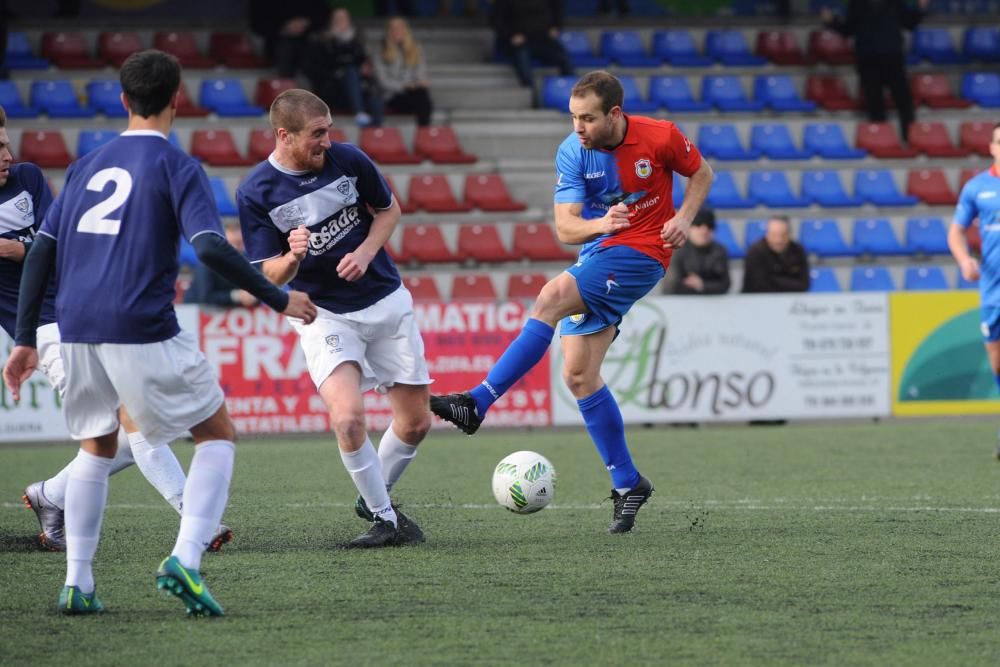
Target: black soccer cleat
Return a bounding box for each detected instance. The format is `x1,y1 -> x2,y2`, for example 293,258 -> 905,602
394,509 -> 426,546
346,516 -> 399,549
430,392 -> 482,435
608,476 -> 654,534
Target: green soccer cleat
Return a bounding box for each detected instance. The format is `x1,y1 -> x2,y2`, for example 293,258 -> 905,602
58,585 -> 104,615
156,556 -> 224,617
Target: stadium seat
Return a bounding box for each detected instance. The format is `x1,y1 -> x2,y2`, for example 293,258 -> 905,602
600,30 -> 659,67
457,224 -> 514,263
807,29 -> 854,65
5,31 -> 49,69
402,275 -> 442,301
407,174 -> 471,213
648,76 -> 710,112
801,170 -> 863,207
755,30 -> 805,66
803,123 -> 866,159
413,126 -> 476,164
805,74 -> 859,111
77,129 -> 118,157
41,31 -> 102,68
707,171 -> 755,209
512,222 -> 576,262
153,31 -> 214,68
910,73 -> 971,109
617,75 -> 658,112
200,79 -> 264,117
743,219 -> 767,249
963,26 -> 1000,62
702,76 -> 765,112
855,122 -> 918,158
910,27 -> 965,64
959,120 -> 994,157
507,273 -> 548,301
705,30 -> 766,66
800,219 -> 855,257
383,175 -> 415,214
559,30 -> 609,67
328,127 -> 348,144
451,274 -> 498,301
907,122 -> 966,157
255,77 -> 297,110
748,171 -> 810,208
853,218 -> 905,255
956,266 -> 978,290
698,124 -> 759,161
85,80 -> 128,117
190,129 -> 253,166
359,127 -> 421,164
209,177 -> 238,217
19,130 -> 72,168
855,169 -> 919,206
30,80 -> 94,118
209,32 -> 267,68
850,266 -> 895,291
904,217 -> 949,255
750,123 -> 810,160
98,31 -> 143,68
0,81 -> 39,118
672,173 -> 685,209
464,173 -> 527,212
753,75 -> 816,112
248,127 -> 274,161
541,76 -> 576,110
651,30 -> 711,66
714,220 -> 744,259
175,81 -> 209,117
401,224 -> 456,264
907,168 -> 957,205
961,72 -> 1000,107
808,267 -> 842,293
903,266 -> 949,291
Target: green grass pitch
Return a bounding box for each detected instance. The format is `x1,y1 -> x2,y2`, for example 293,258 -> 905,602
1,419 -> 998,666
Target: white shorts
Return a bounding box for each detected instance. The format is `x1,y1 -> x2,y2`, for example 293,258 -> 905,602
60,330 -> 225,443
291,285 -> 432,393
36,322 -> 65,396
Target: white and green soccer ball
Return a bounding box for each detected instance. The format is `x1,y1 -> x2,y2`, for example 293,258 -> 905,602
491,451 -> 556,514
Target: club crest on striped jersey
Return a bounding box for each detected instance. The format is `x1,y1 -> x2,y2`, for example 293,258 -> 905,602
634,159 -> 652,179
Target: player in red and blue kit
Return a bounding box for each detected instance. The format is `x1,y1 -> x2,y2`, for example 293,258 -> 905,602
948,121 -> 1000,458
432,71 -> 714,533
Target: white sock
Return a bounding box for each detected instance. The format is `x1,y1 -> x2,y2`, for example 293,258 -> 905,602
42,435 -> 134,509
128,431 -> 185,513
172,440 -> 234,571
64,450 -> 113,594
340,438 -> 396,526
377,424 -> 419,493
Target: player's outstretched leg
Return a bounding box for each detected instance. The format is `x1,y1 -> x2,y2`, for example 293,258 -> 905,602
429,392 -> 483,435
22,482 -> 65,551
57,585 -> 104,615
608,476 -> 655,534
156,556 -> 224,617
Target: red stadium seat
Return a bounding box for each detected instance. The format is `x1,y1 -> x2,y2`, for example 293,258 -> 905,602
456,224 -> 514,263
450,274 -> 497,301
329,127 -> 348,144
805,75 -> 858,111
959,168 -> 980,192
154,31 -> 215,68
255,78 -> 298,110
383,174 -> 415,214
512,223 -> 576,262
359,127 -> 421,164
807,29 -> 854,65
507,273 -> 547,301
906,169 -> 957,205
403,275 -> 442,301
248,127 -> 274,161
407,174 -> 471,213
190,129 -> 253,166
463,173 -> 527,212
400,224 -> 456,264
19,130 -> 72,168
907,122 -> 967,157
413,126 -> 477,164
98,31 -> 144,68
959,121 -> 994,157
755,30 -> 805,66
855,122 -> 918,158
41,31 -> 103,68
175,81 -> 209,117
910,73 -> 972,109
210,32 -> 268,68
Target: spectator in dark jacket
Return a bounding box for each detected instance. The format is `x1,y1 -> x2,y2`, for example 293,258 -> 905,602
492,0 -> 574,89
742,216 -> 810,293
185,224 -> 259,308
666,208 -> 731,295
248,0 -> 328,78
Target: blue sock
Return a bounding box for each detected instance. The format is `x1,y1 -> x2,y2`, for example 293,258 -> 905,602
577,385 -> 640,490
469,318 -> 554,416
995,373 -> 1000,394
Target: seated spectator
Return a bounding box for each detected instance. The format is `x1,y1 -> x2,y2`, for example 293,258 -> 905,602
249,0 -> 327,78
742,216 -> 811,293
665,207 -> 731,295
304,6 -> 384,127
374,17 -> 434,127
492,0 -> 574,90
184,224 -> 259,308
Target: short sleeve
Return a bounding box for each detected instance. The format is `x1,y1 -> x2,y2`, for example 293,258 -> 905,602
662,123 -> 702,179
340,145 -> 393,210
237,186 -> 287,264
953,178 -> 978,229
173,159 -> 225,242
554,140 -> 586,204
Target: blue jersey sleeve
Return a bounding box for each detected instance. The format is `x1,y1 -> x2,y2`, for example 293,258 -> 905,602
173,160 -> 225,243
340,145 -> 392,209
554,138 -> 586,204
954,177 -> 979,229
18,163 -> 54,231
237,186 -> 286,264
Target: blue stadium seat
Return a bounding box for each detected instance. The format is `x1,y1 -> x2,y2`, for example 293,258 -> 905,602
714,220 -> 744,259
85,80 -> 128,117
753,75 -> 816,111
801,170 -> 863,207
77,129 -> 118,157
702,76 -> 765,112
748,171 -> 810,207
910,27 -> 965,64
209,176 -> 237,216
803,123 -> 866,159
809,267 -> 842,293
904,217 -> 949,255
559,30 -> 609,67
541,76 -> 575,110
903,266 -> 949,290
800,219 -> 855,257
956,266 -> 978,290
649,76 -> 710,112
963,26 -> 1000,62
705,30 -> 766,66
199,79 -> 264,116
850,266 -> 896,292
707,171 -> 755,209
600,30 -> 659,67
744,219 -> 767,249
617,75 -> 658,112
750,123 -> 810,160
852,218 -> 906,256
0,81 -> 39,118
698,123 -> 759,161
30,80 -> 95,118
651,30 -> 711,66
961,72 -> 1000,107
5,31 -> 49,69
672,174 -> 685,209
854,170 -> 919,206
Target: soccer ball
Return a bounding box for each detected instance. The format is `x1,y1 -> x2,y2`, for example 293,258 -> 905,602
491,451 -> 556,514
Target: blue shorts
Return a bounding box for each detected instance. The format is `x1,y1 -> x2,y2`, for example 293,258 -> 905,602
560,245 -> 665,337
980,305 -> 1000,342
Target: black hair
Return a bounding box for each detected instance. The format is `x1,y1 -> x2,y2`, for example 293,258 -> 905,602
119,49 -> 181,118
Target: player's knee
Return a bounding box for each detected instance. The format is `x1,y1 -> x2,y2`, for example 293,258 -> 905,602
331,411 -> 367,444
561,367 -> 595,397
396,413 -> 432,444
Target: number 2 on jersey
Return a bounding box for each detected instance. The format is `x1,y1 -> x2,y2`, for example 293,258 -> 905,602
77,167 -> 133,235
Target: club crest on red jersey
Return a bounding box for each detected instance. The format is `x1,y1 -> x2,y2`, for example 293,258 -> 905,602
634,159 -> 652,179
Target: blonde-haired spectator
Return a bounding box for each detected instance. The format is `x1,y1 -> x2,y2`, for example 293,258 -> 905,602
373,16 -> 434,126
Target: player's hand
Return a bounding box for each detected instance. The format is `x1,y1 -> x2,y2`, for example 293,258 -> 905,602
288,225 -> 310,262
2,346 -> 39,402
661,214 -> 691,249
337,248 -> 375,282
283,290 -> 317,324
682,273 -> 704,292
959,256 -> 981,283
599,203 -> 631,235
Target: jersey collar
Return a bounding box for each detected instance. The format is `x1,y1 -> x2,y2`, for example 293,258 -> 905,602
990,164 -> 1000,178
121,129 -> 167,140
